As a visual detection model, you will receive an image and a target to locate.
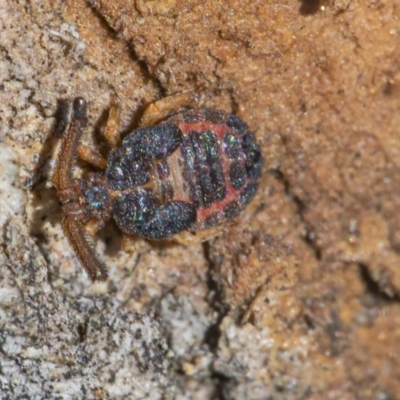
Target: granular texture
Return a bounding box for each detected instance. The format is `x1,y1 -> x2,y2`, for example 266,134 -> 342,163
1,0 -> 400,398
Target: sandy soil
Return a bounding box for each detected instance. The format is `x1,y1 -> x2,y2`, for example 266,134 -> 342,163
0,0 -> 399,398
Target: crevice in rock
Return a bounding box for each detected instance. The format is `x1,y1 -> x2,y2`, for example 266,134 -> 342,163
127,41 -> 167,98
202,241 -> 229,352
227,87 -> 240,115
359,264 -> 400,303
270,167 -> 322,261
77,320 -> 88,343
210,371 -> 231,400
202,241 -> 230,400
299,0 -> 322,15
86,2 -> 165,98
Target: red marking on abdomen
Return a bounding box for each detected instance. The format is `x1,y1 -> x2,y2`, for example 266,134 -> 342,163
178,122 -> 230,141
196,178 -> 240,219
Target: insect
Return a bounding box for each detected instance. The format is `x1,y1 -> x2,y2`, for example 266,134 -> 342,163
52,94 -> 262,281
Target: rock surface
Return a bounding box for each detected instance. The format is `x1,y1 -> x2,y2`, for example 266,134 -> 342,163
1,0 -> 400,399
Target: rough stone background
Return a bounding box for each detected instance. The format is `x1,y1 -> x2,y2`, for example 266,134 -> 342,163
0,0 -> 399,399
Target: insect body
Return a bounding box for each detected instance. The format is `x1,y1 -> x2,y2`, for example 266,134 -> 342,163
53,97 -> 262,281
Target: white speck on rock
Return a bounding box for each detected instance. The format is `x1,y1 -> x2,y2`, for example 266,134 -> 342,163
0,143 -> 26,229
